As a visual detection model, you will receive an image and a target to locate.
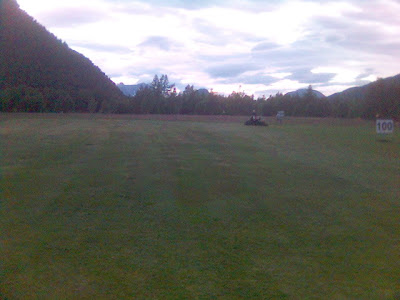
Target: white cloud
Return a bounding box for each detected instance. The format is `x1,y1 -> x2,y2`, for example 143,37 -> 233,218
17,0 -> 400,96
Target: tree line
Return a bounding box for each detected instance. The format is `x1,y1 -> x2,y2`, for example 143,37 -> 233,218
103,75 -> 400,119
1,75 -> 399,119
118,76 -> 399,119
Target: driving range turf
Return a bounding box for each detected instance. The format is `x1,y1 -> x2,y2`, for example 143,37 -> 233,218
1,114 -> 399,299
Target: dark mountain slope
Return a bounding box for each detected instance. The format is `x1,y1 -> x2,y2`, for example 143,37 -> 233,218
328,74 -> 400,101
0,0 -> 123,112
327,74 -> 400,119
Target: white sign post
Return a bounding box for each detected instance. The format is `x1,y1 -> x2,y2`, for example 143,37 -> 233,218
376,119 -> 394,134
276,111 -> 284,124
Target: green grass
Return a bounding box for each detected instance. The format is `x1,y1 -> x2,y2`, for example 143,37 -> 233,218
1,114 -> 399,299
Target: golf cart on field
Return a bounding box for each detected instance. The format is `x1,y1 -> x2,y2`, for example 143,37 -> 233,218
244,110 -> 268,126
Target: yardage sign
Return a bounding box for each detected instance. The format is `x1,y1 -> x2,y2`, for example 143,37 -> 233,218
276,111 -> 284,124
376,119 -> 394,134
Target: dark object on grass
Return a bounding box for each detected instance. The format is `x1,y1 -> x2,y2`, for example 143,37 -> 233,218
245,118 -> 268,126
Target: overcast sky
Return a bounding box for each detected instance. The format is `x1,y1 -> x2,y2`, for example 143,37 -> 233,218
18,0 -> 400,96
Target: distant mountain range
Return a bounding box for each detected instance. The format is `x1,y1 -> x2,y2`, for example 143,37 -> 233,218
284,73 -> 400,105
285,89 -> 325,99
117,83 -> 149,96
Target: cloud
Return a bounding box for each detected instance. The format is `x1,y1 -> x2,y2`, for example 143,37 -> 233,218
287,69 -> 336,84
137,0 -> 283,11
136,0 -> 226,10
251,40 -> 349,71
206,63 -> 261,78
346,0 -> 400,26
192,19 -> 237,46
214,71 -> 280,85
355,68 -> 376,80
36,6 -> 109,27
237,74 -> 280,85
312,12 -> 400,57
192,18 -> 262,47
73,42 -> 131,54
138,36 -> 178,51
252,42 -> 280,52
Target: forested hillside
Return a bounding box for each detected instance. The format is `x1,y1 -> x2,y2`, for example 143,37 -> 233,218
327,74 -> 400,119
0,0 -> 123,113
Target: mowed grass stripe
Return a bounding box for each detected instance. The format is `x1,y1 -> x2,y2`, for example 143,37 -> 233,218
1,115 -> 399,299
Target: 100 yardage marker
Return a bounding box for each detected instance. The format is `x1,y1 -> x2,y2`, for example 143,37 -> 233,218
376,119 -> 394,134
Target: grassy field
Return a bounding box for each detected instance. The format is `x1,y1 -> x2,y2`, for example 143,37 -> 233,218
1,113 -> 399,299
